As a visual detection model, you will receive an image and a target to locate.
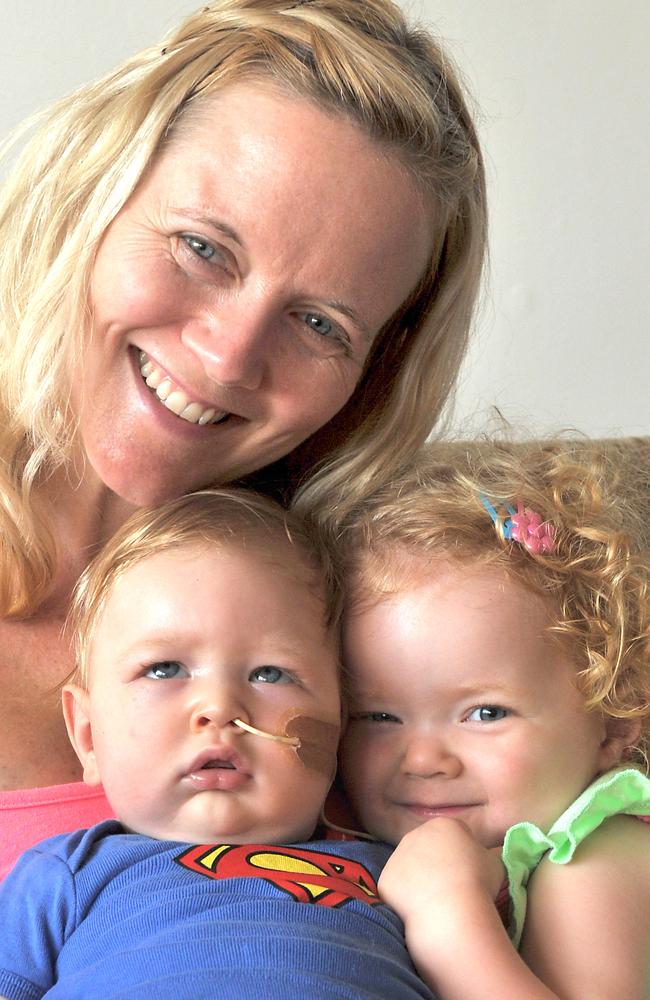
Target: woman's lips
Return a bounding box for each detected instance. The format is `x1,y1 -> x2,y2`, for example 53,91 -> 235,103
138,350 -> 230,426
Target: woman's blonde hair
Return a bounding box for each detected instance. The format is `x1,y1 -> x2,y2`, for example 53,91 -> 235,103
0,0 -> 486,617
68,487 -> 338,686
339,439 -> 650,766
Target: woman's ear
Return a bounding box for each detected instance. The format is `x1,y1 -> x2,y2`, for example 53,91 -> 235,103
61,685 -> 101,786
597,715 -> 642,772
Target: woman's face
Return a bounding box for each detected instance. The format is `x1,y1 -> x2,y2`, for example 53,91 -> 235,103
81,80 -> 432,505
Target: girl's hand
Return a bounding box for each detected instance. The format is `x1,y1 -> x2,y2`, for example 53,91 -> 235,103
378,816 -> 505,934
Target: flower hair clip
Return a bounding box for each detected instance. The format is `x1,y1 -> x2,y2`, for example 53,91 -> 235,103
480,496 -> 556,555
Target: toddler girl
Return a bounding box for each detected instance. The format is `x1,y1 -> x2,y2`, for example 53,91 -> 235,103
337,441 -> 650,999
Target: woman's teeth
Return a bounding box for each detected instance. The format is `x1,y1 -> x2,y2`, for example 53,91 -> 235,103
139,352 -> 228,426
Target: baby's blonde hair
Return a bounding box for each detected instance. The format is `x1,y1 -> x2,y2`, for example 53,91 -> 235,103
339,440 -> 650,766
68,488 -> 339,687
0,0 -> 486,617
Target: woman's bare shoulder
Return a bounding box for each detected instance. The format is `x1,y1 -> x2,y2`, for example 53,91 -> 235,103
0,614 -> 81,790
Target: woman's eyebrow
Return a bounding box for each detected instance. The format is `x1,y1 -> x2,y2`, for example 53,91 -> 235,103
322,300 -> 372,341
170,206 -> 245,248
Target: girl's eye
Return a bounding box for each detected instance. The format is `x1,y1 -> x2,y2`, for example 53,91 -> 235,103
352,711 -> 401,724
182,234 -> 217,261
466,705 -> 508,723
249,665 -> 293,685
144,661 -> 187,680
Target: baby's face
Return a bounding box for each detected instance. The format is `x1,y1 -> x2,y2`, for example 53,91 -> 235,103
339,560 -> 612,847
66,543 -> 340,843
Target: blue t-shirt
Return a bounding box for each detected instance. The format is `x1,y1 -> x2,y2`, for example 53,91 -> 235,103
0,820 -> 434,999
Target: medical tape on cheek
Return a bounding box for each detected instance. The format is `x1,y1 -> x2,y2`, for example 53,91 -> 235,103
277,709 -> 340,778
232,711 -> 339,777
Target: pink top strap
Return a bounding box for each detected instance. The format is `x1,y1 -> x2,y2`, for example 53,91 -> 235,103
0,781 -> 114,879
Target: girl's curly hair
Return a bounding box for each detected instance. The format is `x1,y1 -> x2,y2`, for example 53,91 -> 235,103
338,438 -> 650,766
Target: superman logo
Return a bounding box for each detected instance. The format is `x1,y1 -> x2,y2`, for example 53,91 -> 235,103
174,843 -> 381,908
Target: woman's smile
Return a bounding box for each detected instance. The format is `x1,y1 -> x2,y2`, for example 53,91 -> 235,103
138,351 -> 230,427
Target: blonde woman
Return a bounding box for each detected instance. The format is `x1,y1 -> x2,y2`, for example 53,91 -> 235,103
0,0 -> 486,876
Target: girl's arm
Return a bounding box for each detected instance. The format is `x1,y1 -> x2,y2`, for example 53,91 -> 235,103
520,814 -> 650,999
381,815 -> 650,999
378,817 -> 559,999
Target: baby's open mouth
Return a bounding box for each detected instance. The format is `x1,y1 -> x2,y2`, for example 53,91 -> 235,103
139,351 -> 230,426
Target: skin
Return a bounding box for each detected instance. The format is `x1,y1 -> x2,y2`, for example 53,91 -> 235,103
63,543 -> 341,843
340,562 -> 617,848
1,80 -> 431,792
340,558 -> 648,999
78,79 -> 433,509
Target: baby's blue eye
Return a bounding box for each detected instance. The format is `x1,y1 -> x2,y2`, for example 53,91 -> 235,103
467,705 -> 508,723
144,661 -> 187,680
249,666 -> 292,685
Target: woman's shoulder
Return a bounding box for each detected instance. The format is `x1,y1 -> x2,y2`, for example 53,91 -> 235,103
0,781 -> 115,881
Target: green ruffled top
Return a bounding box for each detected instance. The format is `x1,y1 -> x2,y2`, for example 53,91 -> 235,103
501,767 -> 650,947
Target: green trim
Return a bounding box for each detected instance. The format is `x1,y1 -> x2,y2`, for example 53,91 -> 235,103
501,768 -> 650,947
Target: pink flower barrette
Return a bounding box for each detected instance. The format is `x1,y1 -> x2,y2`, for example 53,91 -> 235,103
480,496 -> 556,555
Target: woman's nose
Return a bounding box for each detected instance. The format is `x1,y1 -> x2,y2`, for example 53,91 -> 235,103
401,734 -> 462,780
181,301 -> 270,392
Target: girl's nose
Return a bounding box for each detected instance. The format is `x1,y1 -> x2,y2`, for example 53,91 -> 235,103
181,302 -> 269,392
401,734 -> 462,780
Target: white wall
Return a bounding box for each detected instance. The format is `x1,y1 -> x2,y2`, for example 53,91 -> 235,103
416,0 -> 648,438
1,1 -> 647,438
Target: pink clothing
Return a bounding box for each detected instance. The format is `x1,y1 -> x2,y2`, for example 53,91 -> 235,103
0,781 -> 114,880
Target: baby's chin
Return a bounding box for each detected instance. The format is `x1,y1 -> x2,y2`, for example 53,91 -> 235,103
122,818 -> 319,845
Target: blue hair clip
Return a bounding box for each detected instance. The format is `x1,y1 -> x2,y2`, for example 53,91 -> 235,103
479,494 -> 556,554
479,495 -> 516,540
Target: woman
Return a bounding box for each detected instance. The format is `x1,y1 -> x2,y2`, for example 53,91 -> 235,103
0,0 -> 486,874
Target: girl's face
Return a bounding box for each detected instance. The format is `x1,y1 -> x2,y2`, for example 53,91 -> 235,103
340,560 -> 619,848
78,80 -> 432,506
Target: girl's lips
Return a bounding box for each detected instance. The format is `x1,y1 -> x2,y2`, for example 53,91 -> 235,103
403,803 -> 477,818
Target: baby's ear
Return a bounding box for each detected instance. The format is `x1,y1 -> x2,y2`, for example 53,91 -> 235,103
61,685 -> 101,786
597,715 -> 642,772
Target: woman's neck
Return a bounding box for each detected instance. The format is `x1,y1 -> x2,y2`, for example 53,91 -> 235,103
37,464 -> 139,612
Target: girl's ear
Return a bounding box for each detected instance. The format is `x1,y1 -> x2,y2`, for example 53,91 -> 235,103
597,715 -> 642,772
61,685 -> 101,786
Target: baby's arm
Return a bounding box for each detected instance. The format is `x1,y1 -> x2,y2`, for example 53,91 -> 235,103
0,847 -> 71,997
379,818 -> 559,999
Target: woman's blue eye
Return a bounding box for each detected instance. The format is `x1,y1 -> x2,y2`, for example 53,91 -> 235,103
249,665 -> 292,685
145,661 -> 186,680
301,312 -> 334,337
183,235 -> 216,260
467,705 -> 508,723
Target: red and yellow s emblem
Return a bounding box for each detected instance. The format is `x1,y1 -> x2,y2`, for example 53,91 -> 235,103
174,843 -> 381,908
